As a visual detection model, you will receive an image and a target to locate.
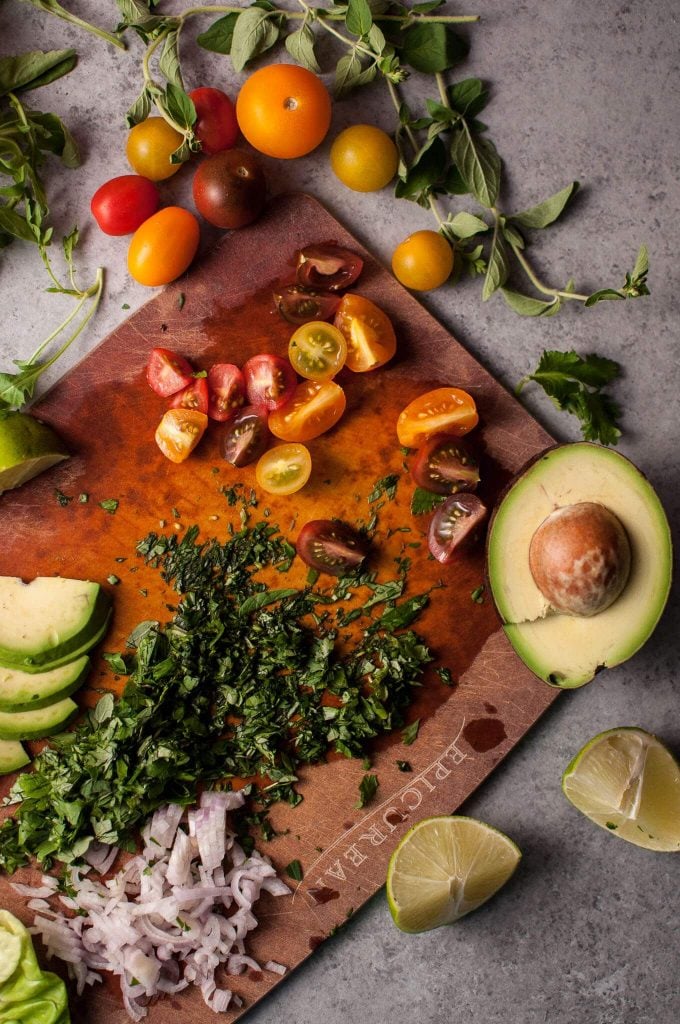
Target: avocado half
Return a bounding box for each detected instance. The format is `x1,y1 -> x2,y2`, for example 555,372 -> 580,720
487,443 -> 672,688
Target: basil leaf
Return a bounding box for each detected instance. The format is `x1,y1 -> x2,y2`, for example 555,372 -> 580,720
374,594 -> 429,631
482,222 -> 509,300
511,181 -> 579,229
584,288 -> 626,307
285,859 -> 303,881
230,9 -> 280,73
334,51 -> 363,97
501,289 -> 561,317
159,28 -> 184,88
30,112 -> 79,167
395,136 -> 447,204
401,24 -> 468,74
0,49 -> 76,97
284,24 -> 320,73
345,0 -> 373,37
355,773 -> 379,808
196,14 -> 239,54
447,211 -> 489,239
401,719 -> 420,745
126,87 -> 152,127
239,588 -> 298,616
412,0 -> 445,12
367,23 -> 386,53
447,77 -> 489,117
632,243 -> 649,281
450,126 -> 501,208
0,207 -> 38,243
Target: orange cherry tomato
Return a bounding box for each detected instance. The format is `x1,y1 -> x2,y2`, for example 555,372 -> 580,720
255,443 -> 312,496
236,64 -> 331,159
333,294 -> 397,372
268,379 -> 346,442
155,409 -> 208,463
128,207 -> 200,287
396,388 -> 478,448
392,230 -> 454,291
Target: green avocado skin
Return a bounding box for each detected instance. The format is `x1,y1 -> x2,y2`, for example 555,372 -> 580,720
0,910 -> 70,1023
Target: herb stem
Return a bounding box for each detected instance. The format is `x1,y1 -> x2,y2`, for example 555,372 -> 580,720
39,2 -> 126,50
506,238 -> 589,302
386,78 -> 448,229
177,4 -> 479,24
435,71 -> 448,106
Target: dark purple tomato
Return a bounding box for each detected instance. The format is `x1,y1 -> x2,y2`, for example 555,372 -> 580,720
222,405 -> 270,467
297,519 -> 369,576
428,494 -> 488,563
90,174 -> 159,236
207,363 -> 246,422
243,354 -> 297,412
412,434 -> 480,495
273,285 -> 341,326
295,244 -> 364,292
188,87 -> 239,155
192,149 -> 266,229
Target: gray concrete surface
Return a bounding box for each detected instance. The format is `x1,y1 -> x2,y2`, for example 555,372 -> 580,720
1,1 -> 679,1022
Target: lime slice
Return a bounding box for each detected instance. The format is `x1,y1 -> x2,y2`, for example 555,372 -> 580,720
0,411 -> 68,495
386,815 -> 521,932
562,727 -> 680,852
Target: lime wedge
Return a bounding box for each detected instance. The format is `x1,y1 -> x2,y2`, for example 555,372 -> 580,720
386,815 -> 521,932
562,727 -> 680,852
0,411 -> 68,495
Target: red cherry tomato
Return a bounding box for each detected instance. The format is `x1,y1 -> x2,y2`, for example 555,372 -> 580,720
169,376 -> 209,414
428,494 -> 488,563
189,87 -> 239,155
90,175 -> 160,236
146,348 -> 194,397
243,354 -> 297,411
297,520 -> 369,576
296,244 -> 363,291
207,363 -> 246,421
222,405 -> 270,467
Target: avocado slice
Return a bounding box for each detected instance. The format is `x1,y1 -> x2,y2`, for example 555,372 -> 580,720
0,577 -> 111,673
487,443 -> 672,688
0,739 -> 31,775
0,697 -> 78,741
0,656 -> 90,712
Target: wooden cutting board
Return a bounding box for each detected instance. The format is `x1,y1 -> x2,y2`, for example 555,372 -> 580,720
0,193 -> 558,1022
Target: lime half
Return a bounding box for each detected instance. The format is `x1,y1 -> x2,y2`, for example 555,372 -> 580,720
0,411 -> 68,495
386,815 -> 521,933
562,727 -> 680,852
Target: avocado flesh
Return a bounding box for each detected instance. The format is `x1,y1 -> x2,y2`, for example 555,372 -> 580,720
488,443 -> 672,688
0,739 -> 30,775
0,696 -> 78,741
0,656 -> 90,712
0,578 -> 111,673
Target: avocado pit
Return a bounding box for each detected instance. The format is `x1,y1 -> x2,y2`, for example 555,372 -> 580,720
529,501 -> 631,617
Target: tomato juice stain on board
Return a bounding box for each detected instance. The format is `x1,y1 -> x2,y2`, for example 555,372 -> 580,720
463,718 -> 507,753
308,886 -> 340,905
385,810 -> 406,826
309,935 -> 325,950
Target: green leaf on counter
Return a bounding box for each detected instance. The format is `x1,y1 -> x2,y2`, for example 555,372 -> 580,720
0,49 -> 76,97
511,182 -> 579,229
345,0 -> 373,36
482,222 -> 509,300
447,211 -> 489,239
197,14 -> 239,53
126,86 -> 152,126
447,77 -> 489,118
501,288 -> 561,317
159,28 -> 184,87
450,126 -> 500,208
285,24 -> 320,72
230,8 -> 281,72
401,24 -> 468,74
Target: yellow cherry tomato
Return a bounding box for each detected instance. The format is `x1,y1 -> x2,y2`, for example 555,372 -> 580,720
289,322 -> 347,381
392,230 -> 454,291
330,124 -> 399,192
126,117 -> 184,181
255,443 -> 312,495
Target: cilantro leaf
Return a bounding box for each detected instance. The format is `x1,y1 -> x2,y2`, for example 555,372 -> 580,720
285,859 -> 303,881
401,719 -> 420,746
356,773 -> 379,808
410,487 -> 446,515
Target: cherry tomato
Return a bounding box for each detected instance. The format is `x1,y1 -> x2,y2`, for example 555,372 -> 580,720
256,443 -> 312,496
192,149 -> 266,230
330,125 -> 399,193
146,348 -> 194,397
243,354 -> 297,412
268,379 -> 346,443
128,207 -> 200,287
273,285 -> 341,326
296,245 -> 363,292
289,322 -> 347,381
222,405 -> 270,467
411,435 -> 480,495
333,293 -> 396,373
397,388 -> 479,448
90,175 -> 159,236
155,409 -> 208,464
392,230 -> 454,291
207,363 -> 246,422
428,494 -> 488,563
188,87 -> 239,155
297,520 -> 369,576
169,377 -> 209,414
236,64 -> 331,159
126,117 -> 184,182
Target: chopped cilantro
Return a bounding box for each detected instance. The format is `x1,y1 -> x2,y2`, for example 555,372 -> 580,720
605,822 -> 618,830
356,773 -> 379,809
471,585 -> 485,604
368,474 -> 399,504
121,303 -> 130,310
401,719 -> 420,746
54,488 -> 72,507
396,760 -> 412,772
410,487 -> 446,515
106,574 -> 120,586
78,493 -> 89,504
285,859 -> 303,881
99,498 -> 119,514
361,757 -> 372,771
177,292 -> 186,310
436,666 -> 455,687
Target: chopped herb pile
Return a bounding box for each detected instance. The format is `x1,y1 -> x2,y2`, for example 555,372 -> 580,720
0,520 -> 433,872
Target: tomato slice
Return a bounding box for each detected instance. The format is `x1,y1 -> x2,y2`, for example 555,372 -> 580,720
268,379 -> 346,442
411,434 -> 480,495
333,293 -> 397,372
169,376 -> 209,414
288,321 -> 347,381
146,348 -> 194,397
296,244 -> 363,291
428,494 -> 488,563
155,409 -> 208,463
222,405 -> 270,467
273,285 -> 341,326
297,520 -> 369,576
255,443 -> 312,496
397,388 -> 479,448
207,363 -> 246,421
243,354 -> 297,412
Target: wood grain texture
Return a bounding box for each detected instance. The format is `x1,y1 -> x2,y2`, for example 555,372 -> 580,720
0,194 -> 558,1023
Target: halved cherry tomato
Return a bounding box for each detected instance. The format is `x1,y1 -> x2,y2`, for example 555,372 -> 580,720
273,285 -> 341,326
297,519 -> 369,576
289,321 -> 347,381
411,434 -> 480,495
146,348 -> 194,397
256,443 -> 312,495
90,175 -> 159,236
296,244 -> 363,292
207,363 -> 246,421
428,494 -> 488,563
188,87 -> 239,155
243,354 -> 297,412
170,376 -> 209,414
397,388 -> 479,448
155,409 -> 208,464
333,293 -> 396,372
268,379 -> 346,442
222,405 -> 270,467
